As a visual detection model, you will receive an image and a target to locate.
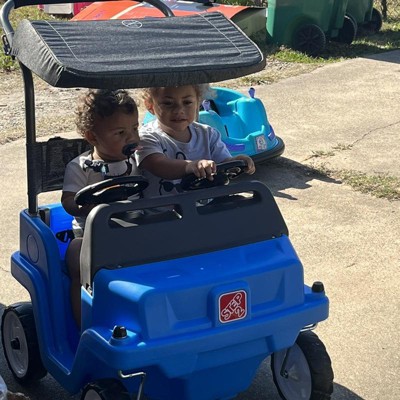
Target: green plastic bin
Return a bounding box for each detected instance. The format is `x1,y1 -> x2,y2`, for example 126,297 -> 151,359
347,0 -> 373,23
329,0 -> 349,37
266,0 -> 348,56
346,0 -> 382,32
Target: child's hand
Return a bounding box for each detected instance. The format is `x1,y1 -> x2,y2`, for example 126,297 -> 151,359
185,159 -> 216,180
62,191 -> 96,218
232,155 -> 256,175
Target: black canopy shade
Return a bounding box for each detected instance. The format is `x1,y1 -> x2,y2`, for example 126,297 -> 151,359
11,13 -> 265,89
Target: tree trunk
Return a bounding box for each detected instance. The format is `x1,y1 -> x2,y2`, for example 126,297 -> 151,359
380,0 -> 388,19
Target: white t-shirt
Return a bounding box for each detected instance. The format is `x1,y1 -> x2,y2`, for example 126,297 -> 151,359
136,120 -> 232,198
63,150 -> 141,231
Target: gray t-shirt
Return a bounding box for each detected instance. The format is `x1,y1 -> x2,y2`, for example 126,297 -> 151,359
136,120 -> 232,198
63,150 -> 140,231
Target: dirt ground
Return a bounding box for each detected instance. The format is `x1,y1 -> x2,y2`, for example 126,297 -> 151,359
0,59 -> 319,145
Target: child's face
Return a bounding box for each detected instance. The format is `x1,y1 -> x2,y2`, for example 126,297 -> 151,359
88,109 -> 139,162
149,85 -> 199,137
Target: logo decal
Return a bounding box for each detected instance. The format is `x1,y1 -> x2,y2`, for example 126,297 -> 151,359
255,135 -> 267,151
122,20 -> 142,29
219,290 -> 247,323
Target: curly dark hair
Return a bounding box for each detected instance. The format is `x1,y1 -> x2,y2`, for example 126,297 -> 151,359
75,89 -> 138,136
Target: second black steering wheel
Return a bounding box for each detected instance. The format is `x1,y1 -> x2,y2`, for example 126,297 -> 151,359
180,160 -> 247,191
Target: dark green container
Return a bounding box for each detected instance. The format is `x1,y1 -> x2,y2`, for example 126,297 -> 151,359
346,0 -> 382,32
346,0 -> 373,24
266,0 -> 348,56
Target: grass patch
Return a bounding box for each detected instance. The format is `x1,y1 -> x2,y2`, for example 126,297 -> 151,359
304,143 -> 400,200
335,170 -> 400,200
309,163 -> 400,200
278,152 -> 400,200
305,143 -> 353,160
309,150 -> 336,159
332,143 -> 353,151
267,46 -> 335,64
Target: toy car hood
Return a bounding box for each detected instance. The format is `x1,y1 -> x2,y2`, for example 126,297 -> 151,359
73,0 -> 252,21
11,12 -> 265,88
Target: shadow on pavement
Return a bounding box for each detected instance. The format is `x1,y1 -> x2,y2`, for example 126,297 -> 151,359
237,356 -> 365,400
363,49 -> 400,64
333,383 -> 366,399
249,157 -> 341,200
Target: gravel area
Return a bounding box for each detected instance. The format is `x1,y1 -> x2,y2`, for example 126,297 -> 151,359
0,73 -> 84,144
0,59 -> 320,144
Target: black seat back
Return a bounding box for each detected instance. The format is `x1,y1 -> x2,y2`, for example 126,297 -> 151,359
31,136 -> 92,194
80,180 -> 288,289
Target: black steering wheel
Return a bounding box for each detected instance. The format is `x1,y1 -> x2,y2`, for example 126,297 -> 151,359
180,160 -> 247,191
75,176 -> 149,206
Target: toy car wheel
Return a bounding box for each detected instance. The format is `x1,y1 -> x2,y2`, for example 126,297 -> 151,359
365,8 -> 383,33
1,302 -> 47,383
292,24 -> 326,57
334,14 -> 357,44
271,331 -> 333,400
81,379 -> 130,400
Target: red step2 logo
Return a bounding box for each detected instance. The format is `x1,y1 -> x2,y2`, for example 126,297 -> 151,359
219,290 -> 247,323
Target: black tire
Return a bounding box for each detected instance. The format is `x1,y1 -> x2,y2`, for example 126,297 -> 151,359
271,331 -> 334,400
334,14 -> 357,44
365,8 -> 383,33
81,379 -> 130,400
1,302 -> 47,383
292,24 -> 326,57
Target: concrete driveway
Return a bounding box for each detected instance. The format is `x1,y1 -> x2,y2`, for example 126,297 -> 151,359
1,50 -> 399,399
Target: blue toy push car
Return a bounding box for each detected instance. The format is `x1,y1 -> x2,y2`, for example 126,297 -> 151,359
0,0 -> 333,399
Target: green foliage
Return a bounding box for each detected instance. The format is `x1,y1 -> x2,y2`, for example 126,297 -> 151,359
336,170 -> 400,200
0,5 -> 63,72
266,46 -> 332,64
0,54 -> 17,72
